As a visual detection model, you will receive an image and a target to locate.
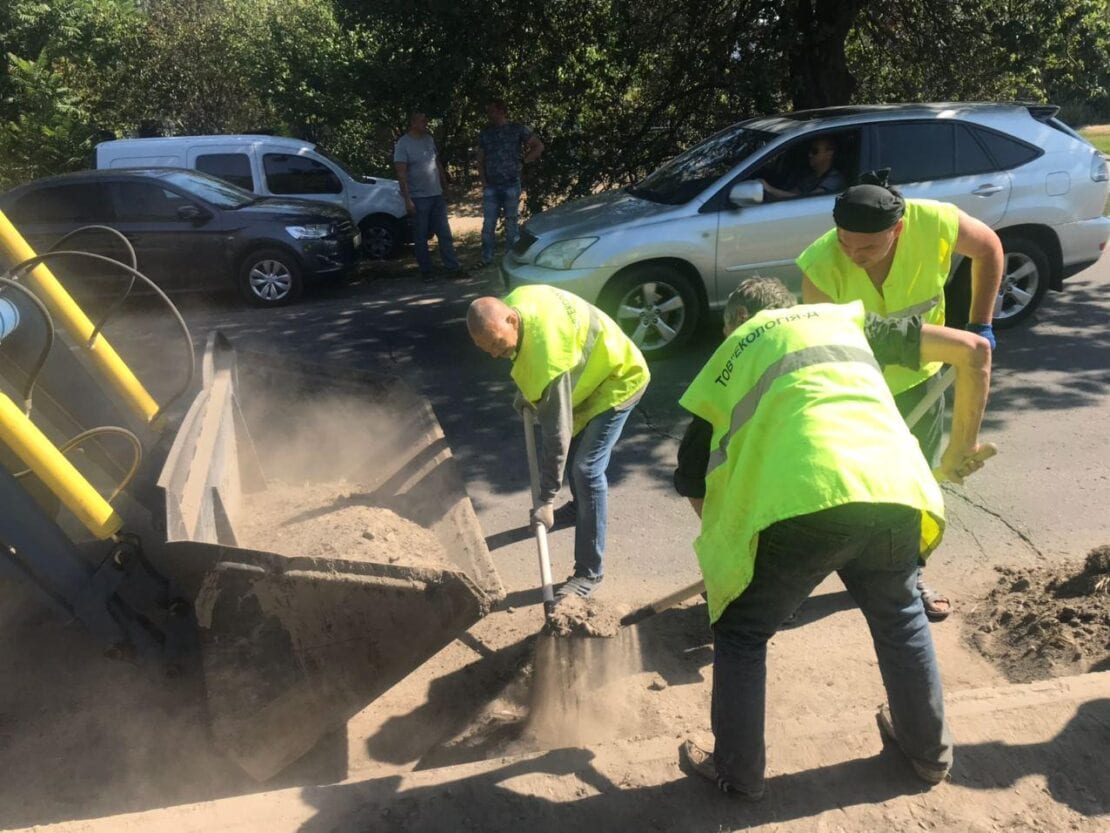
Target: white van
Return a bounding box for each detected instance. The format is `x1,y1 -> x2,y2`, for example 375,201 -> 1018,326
96,135 -> 410,259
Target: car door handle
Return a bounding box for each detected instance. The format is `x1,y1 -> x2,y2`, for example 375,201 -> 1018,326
971,184 -> 1004,196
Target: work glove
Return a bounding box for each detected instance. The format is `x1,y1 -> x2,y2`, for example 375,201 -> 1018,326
966,322 -> 996,351
531,501 -> 554,531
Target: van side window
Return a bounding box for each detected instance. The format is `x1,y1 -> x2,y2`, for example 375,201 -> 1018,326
9,184 -> 110,223
263,154 -> 342,195
196,153 -> 254,190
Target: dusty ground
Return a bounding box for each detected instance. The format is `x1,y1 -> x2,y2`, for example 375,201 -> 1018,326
239,480 -> 451,569
966,546 -> 1110,682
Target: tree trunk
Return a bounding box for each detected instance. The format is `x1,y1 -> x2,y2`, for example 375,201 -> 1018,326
787,0 -> 862,110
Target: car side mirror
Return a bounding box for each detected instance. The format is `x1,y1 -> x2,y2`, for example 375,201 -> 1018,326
728,181 -> 764,207
177,204 -> 207,222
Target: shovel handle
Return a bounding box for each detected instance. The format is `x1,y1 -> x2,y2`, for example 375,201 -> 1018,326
620,579 -> 706,627
522,410 -> 556,611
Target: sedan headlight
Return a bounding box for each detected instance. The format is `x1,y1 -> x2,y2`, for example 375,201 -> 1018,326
285,223 -> 334,240
535,237 -> 598,270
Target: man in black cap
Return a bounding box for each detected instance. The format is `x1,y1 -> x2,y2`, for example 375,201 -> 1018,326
797,171 -> 1003,621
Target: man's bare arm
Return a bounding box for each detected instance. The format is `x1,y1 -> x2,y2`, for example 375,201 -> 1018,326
436,159 -> 450,193
476,146 -> 486,186
954,209 -> 1004,326
394,161 -> 415,215
919,323 -> 992,483
523,134 -> 544,164
801,273 -> 834,304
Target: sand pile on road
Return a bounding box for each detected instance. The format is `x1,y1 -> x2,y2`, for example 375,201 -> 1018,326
238,480 -> 451,569
967,545 -> 1110,682
543,596 -> 622,638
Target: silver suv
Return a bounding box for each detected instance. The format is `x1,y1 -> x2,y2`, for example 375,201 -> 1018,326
503,103 -> 1110,356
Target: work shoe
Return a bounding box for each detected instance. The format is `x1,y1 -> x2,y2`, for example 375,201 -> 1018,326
555,575 -> 602,599
876,705 -> 950,785
552,500 -> 578,527
680,738 -> 765,801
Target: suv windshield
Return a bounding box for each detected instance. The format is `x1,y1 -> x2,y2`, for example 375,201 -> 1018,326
316,148 -> 359,180
630,126 -> 773,204
156,170 -> 257,208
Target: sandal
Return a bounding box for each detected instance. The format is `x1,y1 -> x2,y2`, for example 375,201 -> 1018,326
917,574 -> 952,622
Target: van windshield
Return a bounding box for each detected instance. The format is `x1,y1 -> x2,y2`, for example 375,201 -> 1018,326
157,170 -> 258,208
629,126 -> 773,205
316,149 -> 359,181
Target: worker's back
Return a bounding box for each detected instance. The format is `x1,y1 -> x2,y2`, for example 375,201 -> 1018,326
680,301 -> 945,621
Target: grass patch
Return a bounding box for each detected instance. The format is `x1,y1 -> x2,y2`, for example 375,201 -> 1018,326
1080,125 -> 1110,156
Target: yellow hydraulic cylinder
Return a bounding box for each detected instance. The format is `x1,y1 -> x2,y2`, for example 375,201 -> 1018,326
0,210 -> 160,425
0,391 -> 122,540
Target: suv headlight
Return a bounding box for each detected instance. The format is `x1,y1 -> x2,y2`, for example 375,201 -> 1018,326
285,223 -> 334,240
535,237 -> 598,269
1091,151 -> 1108,183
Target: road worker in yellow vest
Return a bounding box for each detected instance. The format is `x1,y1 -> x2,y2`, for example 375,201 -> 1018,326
799,169 -> 1004,621
467,286 -> 649,599
676,276 -> 992,798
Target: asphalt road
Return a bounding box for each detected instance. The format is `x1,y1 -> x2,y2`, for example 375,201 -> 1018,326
112,254 -> 1110,609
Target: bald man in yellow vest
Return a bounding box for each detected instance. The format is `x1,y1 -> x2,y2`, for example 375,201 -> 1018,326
468,286 -> 649,599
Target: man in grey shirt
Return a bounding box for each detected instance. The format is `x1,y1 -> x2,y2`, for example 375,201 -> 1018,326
394,111 -> 464,282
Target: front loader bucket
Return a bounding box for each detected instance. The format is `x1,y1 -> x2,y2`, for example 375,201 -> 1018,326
157,334 -> 503,781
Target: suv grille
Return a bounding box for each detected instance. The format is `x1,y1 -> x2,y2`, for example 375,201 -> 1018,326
511,228 -> 536,256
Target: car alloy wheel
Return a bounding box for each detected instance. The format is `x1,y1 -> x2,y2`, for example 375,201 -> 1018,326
362,225 -> 395,260
615,279 -> 688,352
994,251 -> 1040,322
248,259 -> 293,302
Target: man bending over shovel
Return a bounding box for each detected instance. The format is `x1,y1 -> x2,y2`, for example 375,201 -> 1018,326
467,286 -> 649,599
677,277 -> 992,798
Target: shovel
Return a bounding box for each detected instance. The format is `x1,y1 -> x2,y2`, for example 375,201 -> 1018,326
522,408 -> 556,620
620,365 -> 998,629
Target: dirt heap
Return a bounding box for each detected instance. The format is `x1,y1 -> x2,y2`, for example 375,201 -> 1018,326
237,480 -> 452,570
966,545 -> 1110,682
543,595 -> 621,638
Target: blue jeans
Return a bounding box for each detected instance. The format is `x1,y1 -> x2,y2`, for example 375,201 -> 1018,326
480,183 -> 521,262
711,502 -> 952,794
564,406 -> 633,579
412,195 -> 459,276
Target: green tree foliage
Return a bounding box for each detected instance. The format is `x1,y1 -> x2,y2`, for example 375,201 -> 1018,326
1,0 -> 1109,197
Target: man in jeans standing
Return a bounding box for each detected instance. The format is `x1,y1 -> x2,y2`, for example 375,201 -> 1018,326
477,99 -> 544,266
394,111 -> 465,282
675,277 -> 993,798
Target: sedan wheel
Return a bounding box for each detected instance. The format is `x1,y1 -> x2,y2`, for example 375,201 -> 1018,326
614,280 -> 688,353
248,259 -> 294,302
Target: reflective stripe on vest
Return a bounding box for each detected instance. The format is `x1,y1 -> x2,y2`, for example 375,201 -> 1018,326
569,308 -> 604,389
891,294 -> 941,318
706,344 -> 881,473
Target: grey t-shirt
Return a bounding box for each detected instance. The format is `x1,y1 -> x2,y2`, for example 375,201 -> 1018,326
393,132 -> 442,198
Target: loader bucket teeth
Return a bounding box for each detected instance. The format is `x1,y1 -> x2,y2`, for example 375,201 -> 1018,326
157,334 -> 503,781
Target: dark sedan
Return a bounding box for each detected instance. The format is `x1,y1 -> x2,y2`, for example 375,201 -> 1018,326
0,168 -> 362,306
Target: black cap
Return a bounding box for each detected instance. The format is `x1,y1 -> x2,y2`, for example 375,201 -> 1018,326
833,169 -> 905,233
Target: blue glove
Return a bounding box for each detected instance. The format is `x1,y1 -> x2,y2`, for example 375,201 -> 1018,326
966,322 -> 996,350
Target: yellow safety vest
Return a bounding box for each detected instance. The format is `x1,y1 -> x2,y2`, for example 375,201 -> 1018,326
679,301 -> 945,624
506,285 -> 650,435
797,199 -> 960,395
